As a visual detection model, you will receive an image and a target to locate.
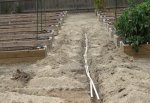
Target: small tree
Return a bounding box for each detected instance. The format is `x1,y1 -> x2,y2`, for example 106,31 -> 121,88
94,0 -> 104,10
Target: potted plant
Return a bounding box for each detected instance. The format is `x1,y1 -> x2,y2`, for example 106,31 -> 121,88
115,0 -> 150,57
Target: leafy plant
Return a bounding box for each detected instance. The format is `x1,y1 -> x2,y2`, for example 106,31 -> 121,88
128,0 -> 136,8
115,0 -> 150,52
15,4 -> 23,13
94,0 -> 103,10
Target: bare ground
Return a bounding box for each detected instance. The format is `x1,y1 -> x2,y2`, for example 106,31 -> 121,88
87,14 -> 150,103
0,13 -> 92,103
0,13 -> 150,103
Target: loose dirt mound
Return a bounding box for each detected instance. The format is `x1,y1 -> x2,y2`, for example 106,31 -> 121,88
0,92 -> 64,103
11,69 -> 33,83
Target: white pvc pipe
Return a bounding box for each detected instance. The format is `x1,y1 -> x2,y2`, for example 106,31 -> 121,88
90,81 -> 93,97
84,33 -> 100,100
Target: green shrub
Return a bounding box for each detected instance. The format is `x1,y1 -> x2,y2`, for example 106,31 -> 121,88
94,0 -> 103,10
115,0 -> 150,52
16,5 -> 23,13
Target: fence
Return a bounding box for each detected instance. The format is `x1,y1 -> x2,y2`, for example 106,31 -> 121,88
104,0 -> 145,9
0,0 -> 94,14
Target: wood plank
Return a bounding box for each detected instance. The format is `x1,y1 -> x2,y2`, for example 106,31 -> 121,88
0,39 -> 51,48
0,20 -> 61,27
0,57 -> 44,64
121,42 -> 150,58
0,17 -> 63,24
0,29 -> 57,35
0,12 -> 65,19
0,27 -> 58,34
0,48 -> 47,59
0,33 -> 53,41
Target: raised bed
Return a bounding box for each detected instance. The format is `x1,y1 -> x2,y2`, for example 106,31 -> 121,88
0,31 -> 54,50
0,11 -> 67,61
0,13 -> 66,30
0,48 -> 47,59
0,26 -> 58,35
0,39 -> 51,50
1,30 -> 52,40
0,12 -> 66,20
0,21 -> 61,29
120,42 -> 150,58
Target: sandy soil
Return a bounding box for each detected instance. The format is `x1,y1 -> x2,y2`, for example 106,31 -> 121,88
1,13 -> 150,103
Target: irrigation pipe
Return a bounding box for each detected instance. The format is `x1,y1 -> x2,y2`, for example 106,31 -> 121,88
84,33 -> 100,100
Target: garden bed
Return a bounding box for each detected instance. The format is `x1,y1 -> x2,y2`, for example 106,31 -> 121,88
120,42 -> 150,58
0,48 -> 47,59
114,0 -> 150,58
0,11 -> 67,61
